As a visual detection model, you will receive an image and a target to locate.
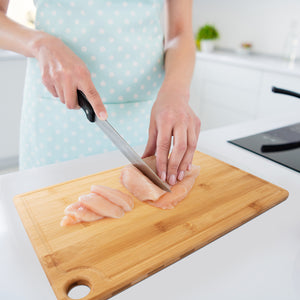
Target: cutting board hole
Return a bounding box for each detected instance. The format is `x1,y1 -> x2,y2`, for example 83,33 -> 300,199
67,282 -> 91,299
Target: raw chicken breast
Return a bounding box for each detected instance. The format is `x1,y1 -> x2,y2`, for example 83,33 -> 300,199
66,202 -> 103,221
79,193 -> 125,219
60,201 -> 104,226
142,156 -> 157,172
146,165 -> 201,209
60,215 -> 79,226
61,185 -> 134,226
120,165 -> 166,201
91,185 -> 134,212
121,156 -> 200,209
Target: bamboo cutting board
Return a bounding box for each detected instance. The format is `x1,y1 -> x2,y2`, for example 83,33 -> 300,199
14,151 -> 288,300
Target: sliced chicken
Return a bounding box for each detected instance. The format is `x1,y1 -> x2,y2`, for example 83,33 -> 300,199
120,165 -> 166,201
79,193 -> 125,219
61,156 -> 200,227
60,201 -> 103,226
61,186 -> 134,226
60,215 -> 79,226
146,165 -> 201,209
121,156 -> 200,209
91,185 -> 134,212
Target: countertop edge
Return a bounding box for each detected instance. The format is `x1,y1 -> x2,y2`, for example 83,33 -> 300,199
196,49 -> 300,77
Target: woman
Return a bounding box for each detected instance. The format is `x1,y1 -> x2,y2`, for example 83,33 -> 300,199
0,0 -> 200,186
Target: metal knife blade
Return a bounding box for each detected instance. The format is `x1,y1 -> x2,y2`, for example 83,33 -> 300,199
95,118 -> 171,192
77,89 -> 171,192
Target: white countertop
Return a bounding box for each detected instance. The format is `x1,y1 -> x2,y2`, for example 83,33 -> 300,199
0,114 -> 299,300
197,49 -> 300,77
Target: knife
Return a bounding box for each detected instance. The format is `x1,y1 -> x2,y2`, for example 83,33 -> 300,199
77,90 -> 171,192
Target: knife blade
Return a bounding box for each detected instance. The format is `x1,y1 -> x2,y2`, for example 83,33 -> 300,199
77,90 -> 171,192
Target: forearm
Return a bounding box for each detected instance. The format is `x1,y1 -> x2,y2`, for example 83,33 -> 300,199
161,32 -> 196,100
0,9 -> 45,57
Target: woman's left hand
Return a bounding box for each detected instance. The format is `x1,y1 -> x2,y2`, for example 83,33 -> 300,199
142,86 -> 201,186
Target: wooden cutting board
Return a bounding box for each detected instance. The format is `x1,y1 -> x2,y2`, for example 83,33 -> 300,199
14,151 -> 288,300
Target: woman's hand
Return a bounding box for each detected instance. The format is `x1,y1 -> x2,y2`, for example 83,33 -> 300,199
142,86 -> 201,185
32,32 -> 107,119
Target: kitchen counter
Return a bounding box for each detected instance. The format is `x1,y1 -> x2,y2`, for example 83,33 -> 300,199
0,114 -> 299,300
197,49 -> 300,77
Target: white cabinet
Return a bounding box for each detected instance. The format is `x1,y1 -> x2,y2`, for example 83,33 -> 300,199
257,72 -> 300,118
190,52 -> 300,131
0,56 -> 27,169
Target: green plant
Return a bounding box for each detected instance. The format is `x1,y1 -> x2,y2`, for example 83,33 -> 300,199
196,24 -> 219,41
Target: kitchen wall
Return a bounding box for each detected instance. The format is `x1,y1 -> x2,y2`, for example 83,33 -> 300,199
193,0 -> 300,57
7,0 -> 300,59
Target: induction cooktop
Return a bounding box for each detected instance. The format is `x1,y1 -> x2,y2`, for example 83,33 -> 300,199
228,122 -> 300,173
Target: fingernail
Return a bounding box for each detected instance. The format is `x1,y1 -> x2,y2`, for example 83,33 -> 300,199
99,111 -> 107,120
160,171 -> 166,182
178,171 -> 184,181
168,174 -> 176,186
187,163 -> 192,171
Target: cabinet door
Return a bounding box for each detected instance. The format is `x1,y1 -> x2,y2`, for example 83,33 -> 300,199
257,72 -> 300,118
190,60 -> 262,130
0,59 -> 27,168
190,59 -> 206,119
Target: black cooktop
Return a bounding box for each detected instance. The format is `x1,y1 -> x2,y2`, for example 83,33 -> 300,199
228,122 -> 300,173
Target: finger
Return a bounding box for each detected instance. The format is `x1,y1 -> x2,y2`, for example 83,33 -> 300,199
195,114 -> 201,140
46,84 -> 59,98
41,69 -> 59,98
63,79 -> 78,109
56,84 -> 65,104
186,115 -> 201,170
142,120 -> 158,159
167,126 -> 187,185
43,66 -> 65,103
155,124 -> 172,182
79,78 -> 107,120
186,110 -> 201,171
177,126 -> 197,179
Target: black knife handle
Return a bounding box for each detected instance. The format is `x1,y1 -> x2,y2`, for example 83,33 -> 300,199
272,86 -> 300,99
77,90 -> 96,122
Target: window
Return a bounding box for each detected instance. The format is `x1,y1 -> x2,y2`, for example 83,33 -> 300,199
6,0 -> 36,28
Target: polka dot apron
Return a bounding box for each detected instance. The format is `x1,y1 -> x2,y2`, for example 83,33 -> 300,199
20,0 -> 165,170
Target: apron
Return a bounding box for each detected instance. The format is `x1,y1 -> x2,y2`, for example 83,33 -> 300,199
20,0 -> 165,169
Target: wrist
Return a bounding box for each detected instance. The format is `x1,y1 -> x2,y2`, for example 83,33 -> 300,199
159,80 -> 190,103
29,31 -> 55,58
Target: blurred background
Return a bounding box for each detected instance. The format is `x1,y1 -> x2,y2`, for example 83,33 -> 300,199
1,0 -> 300,173
7,0 -> 300,56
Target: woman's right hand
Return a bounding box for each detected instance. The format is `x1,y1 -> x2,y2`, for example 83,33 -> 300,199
32,32 -> 107,120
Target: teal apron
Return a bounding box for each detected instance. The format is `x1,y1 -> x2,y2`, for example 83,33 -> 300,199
20,0 -> 165,169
